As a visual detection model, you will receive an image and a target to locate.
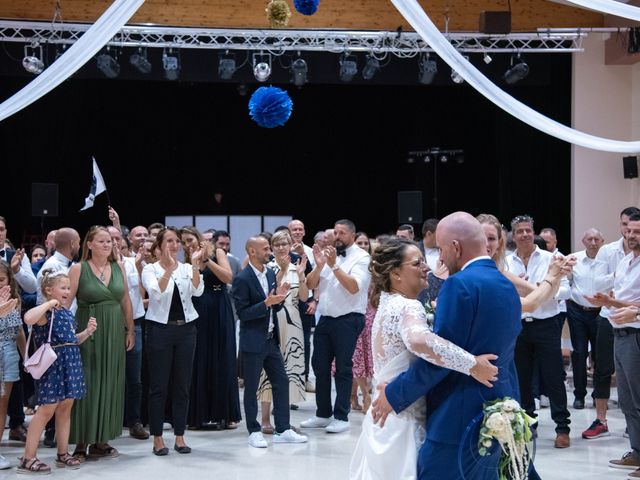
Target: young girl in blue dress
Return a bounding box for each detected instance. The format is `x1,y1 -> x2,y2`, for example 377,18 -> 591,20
19,270 -> 97,474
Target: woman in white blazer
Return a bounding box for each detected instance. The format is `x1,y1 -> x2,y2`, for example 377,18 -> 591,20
141,227 -> 204,456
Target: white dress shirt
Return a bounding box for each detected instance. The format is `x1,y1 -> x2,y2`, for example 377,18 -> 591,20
550,248 -> 567,314
424,247 -> 440,272
123,257 -> 145,319
568,250 -> 610,307
317,243 -> 371,317
595,237 -> 626,318
506,246 -> 570,319
0,248 -> 37,294
249,262 -> 273,333
36,251 -> 77,312
609,252 -> 640,329
142,262 -> 204,324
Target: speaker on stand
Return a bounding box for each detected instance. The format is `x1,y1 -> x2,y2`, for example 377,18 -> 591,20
623,156 -> 638,179
397,191 -> 423,224
31,183 -> 59,242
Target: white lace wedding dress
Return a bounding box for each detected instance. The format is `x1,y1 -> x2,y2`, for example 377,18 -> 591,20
349,292 -> 477,480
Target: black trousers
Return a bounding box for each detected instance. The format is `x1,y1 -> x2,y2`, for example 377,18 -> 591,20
515,314 -> 570,433
593,315 -> 615,399
312,313 -> 364,421
242,338 -> 290,434
566,302 -> 600,401
298,300 -> 315,379
146,322 -> 196,437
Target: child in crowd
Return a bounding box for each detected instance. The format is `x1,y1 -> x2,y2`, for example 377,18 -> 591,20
20,269 -> 96,474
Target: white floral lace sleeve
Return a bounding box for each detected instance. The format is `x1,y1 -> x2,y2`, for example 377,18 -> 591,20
399,299 -> 476,375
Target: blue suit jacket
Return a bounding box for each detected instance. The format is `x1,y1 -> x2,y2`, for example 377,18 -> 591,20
232,264 -> 282,354
385,258 -> 522,445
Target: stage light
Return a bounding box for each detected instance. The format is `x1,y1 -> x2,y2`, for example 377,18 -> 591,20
130,48 -> 151,74
504,56 -> 529,85
439,154 -> 449,163
291,57 -> 308,87
339,53 -> 357,82
450,55 -> 468,84
22,44 -> 44,74
362,56 -> 380,80
218,53 -> 236,80
483,52 -> 492,64
253,53 -> 272,82
162,49 -> 180,81
97,50 -> 120,78
407,156 -> 415,164
418,54 -> 437,85
423,154 -> 433,163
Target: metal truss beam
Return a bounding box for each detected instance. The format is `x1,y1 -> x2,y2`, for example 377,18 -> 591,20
0,21 -> 586,56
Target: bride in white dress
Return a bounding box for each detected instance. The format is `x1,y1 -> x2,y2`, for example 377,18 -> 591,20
350,238 -> 499,480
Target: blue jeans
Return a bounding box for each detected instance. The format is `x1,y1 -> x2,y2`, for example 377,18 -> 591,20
125,321 -> 143,427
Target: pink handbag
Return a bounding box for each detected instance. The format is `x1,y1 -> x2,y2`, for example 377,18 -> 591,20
23,311 -> 57,380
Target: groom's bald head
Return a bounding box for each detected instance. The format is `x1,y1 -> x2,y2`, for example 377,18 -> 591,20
436,212 -> 488,274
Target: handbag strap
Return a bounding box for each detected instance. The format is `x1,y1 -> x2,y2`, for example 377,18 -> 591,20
24,308 -> 56,363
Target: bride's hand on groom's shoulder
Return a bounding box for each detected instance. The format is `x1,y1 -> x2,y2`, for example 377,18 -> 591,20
470,354 -> 499,388
371,383 -> 392,427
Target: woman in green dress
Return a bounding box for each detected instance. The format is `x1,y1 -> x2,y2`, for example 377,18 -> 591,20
68,226 -> 134,459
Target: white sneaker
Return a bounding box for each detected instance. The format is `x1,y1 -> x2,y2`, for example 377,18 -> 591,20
300,416 -> 332,428
325,419 -> 350,433
273,429 -> 308,444
248,431 -> 268,448
0,454 -> 10,470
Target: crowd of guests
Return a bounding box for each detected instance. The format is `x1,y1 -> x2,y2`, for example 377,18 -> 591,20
0,206 -> 639,476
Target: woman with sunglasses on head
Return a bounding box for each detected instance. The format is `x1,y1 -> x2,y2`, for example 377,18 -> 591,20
141,227 -> 204,456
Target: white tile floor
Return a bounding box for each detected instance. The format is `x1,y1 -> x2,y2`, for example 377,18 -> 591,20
0,388 -> 634,479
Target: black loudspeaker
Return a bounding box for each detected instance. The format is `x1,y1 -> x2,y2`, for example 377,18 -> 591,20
623,156 -> 639,179
31,183 -> 59,217
479,11 -> 512,34
398,191 -> 423,224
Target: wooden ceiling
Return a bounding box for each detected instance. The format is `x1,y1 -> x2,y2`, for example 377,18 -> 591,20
0,0 -> 604,31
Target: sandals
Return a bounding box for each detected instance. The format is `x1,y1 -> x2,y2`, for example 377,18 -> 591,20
225,421 -> 240,430
55,453 -> 81,469
87,443 -> 119,459
71,450 -> 88,463
17,457 -> 51,475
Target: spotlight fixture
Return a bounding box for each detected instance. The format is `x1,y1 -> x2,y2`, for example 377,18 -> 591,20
439,154 -> 449,163
253,53 -> 272,82
162,49 -> 180,81
362,56 -> 380,80
407,156 -> 415,164
423,154 -> 433,163
129,47 -> 151,74
450,55 -> 469,85
218,53 -> 236,80
339,53 -> 358,82
504,55 -> 529,85
290,57 -> 308,87
483,52 -> 492,64
22,44 -> 44,75
418,54 -> 437,85
96,50 -> 120,78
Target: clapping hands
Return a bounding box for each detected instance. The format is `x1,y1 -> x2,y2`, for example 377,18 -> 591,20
0,286 -> 17,316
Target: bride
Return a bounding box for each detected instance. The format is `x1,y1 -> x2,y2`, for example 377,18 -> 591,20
350,237 -> 498,480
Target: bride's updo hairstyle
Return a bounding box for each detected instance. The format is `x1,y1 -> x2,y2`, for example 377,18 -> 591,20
369,237 -> 415,308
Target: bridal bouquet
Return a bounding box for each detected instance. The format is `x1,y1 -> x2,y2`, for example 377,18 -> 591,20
423,300 -> 435,329
477,397 -> 536,480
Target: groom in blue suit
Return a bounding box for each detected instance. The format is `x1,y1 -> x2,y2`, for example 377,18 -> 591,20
373,212 -> 523,479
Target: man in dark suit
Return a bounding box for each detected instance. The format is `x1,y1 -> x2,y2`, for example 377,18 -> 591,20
373,212 -> 523,480
232,236 -> 308,448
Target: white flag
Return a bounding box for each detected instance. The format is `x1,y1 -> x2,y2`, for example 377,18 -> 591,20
80,157 -> 107,211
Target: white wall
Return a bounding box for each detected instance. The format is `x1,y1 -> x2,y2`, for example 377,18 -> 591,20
571,33 -> 640,252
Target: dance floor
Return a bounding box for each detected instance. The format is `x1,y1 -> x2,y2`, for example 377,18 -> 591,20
0,384 -> 631,480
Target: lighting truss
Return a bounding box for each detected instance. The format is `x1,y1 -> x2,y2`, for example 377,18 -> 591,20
0,21 -> 587,56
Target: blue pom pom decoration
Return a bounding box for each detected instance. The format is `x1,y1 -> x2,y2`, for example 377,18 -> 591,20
248,86 -> 293,128
293,0 -> 319,16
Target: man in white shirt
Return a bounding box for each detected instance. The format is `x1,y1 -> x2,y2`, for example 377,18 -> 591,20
582,206 -> 640,440
586,213 -> 640,475
396,224 -> 415,240
418,218 -> 440,272
288,219 -> 317,393
301,219 -> 371,434
506,215 -> 571,448
566,228 -> 606,410
0,216 -> 37,294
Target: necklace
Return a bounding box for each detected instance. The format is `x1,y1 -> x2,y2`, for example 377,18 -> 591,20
90,260 -> 109,283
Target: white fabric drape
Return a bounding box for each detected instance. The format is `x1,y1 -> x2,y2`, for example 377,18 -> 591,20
392,0 -> 640,153
0,0 -> 144,122
561,0 -> 640,22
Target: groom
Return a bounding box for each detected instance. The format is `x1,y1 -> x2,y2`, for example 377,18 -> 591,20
373,212 -> 522,479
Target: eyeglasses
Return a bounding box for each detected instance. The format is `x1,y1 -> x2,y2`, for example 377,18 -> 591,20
272,242 -> 290,248
401,258 -> 428,268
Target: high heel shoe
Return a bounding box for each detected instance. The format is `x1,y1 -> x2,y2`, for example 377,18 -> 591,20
362,394 -> 372,414
351,394 -> 362,411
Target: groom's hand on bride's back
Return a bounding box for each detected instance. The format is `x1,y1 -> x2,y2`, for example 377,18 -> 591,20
372,383 -> 392,427
470,354 -> 499,388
